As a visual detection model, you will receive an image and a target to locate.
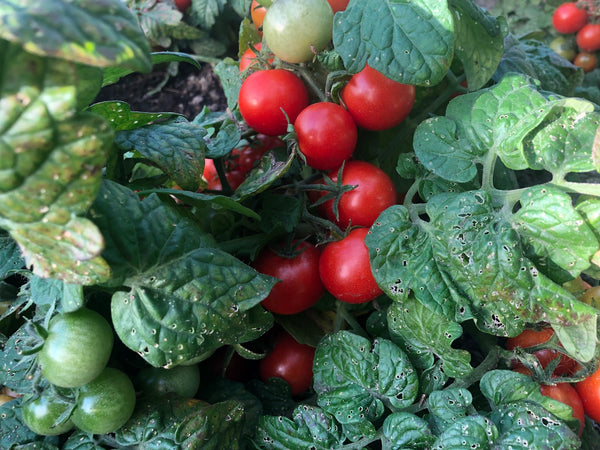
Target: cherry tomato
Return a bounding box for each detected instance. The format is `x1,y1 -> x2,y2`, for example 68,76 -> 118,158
315,160 -> 398,228
549,36 -> 577,62
21,391 -> 75,436
239,69 -> 309,136
263,0 -> 333,63
295,102 -> 357,171
575,363 -> 600,423
239,43 -> 274,72
505,327 -> 577,376
319,227 -> 382,304
581,285 -> 600,307
340,64 -> 416,131
250,0 -> 267,30
252,241 -> 324,315
174,0 -> 192,12
552,2 -> 588,34
574,51 -> 597,72
38,308 -> 114,388
71,367 -> 136,435
202,159 -> 245,191
327,0 -> 350,13
260,332 -> 315,396
577,23 -> 600,52
134,364 -> 200,398
540,382 -> 585,436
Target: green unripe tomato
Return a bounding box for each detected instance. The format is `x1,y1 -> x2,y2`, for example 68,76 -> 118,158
263,0 -> 333,63
549,36 -> 576,62
134,364 -> 200,398
71,367 -> 136,435
21,392 -> 75,436
38,308 -> 114,388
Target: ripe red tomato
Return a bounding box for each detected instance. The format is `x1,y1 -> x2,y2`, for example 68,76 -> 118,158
250,0 -> 267,30
319,227 -> 382,304
239,69 -> 309,136
552,2 -> 588,34
575,363 -> 600,422
295,102 -> 357,170
252,241 -> 324,315
260,332 -> 315,396
540,382 -> 585,436
239,43 -> 268,72
574,51 -> 597,72
577,23 -> 600,52
316,160 -> 398,228
505,327 -> 577,376
174,0 -> 192,12
340,64 -> 416,131
327,0 -> 350,13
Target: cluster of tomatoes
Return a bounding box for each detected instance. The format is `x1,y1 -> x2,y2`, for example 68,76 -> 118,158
505,284 -> 600,437
551,1 -> 600,72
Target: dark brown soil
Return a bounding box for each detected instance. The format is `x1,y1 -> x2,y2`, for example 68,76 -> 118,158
94,62 -> 227,120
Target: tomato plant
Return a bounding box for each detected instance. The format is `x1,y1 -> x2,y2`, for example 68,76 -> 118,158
37,308 -> 114,388
552,2 -> 588,34
239,69 -> 309,136
262,0 -> 333,63
314,160 -> 399,228
577,23 -> 600,52
340,64 -> 416,131
319,227 -> 382,304
252,241 -> 324,315
295,102 -> 357,170
71,367 -> 136,435
259,332 -> 315,396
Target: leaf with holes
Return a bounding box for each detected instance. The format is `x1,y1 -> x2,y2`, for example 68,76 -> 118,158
427,388 -> 473,434
381,412 -> 434,449
431,415 -> 498,449
312,331 -> 419,432
387,299 -> 472,379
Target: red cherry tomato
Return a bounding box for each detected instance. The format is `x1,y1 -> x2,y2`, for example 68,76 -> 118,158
174,0 -> 192,12
239,69 -> 309,136
253,241 -> 324,315
260,332 -> 315,396
575,363 -> 600,423
340,64 -> 416,131
240,43 -> 268,72
326,0 -> 350,13
250,0 -> 267,30
574,51 -> 597,72
294,102 -> 357,170
552,2 -> 588,34
540,382 -> 585,436
505,327 -> 577,376
316,160 -> 398,228
577,23 -> 600,52
319,227 -> 382,304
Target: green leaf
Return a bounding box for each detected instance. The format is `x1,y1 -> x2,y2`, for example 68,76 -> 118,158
332,0 -> 454,86
213,58 -> 241,110
246,378 -> 297,417
189,0 -> 227,30
115,117 -> 208,191
88,101 -> 181,131
89,180 -> 275,366
256,405 -> 344,450
62,430 -> 106,449
495,35 -> 584,97
0,323 -> 42,393
387,299 -> 472,378
381,412 -> 434,449
205,119 -> 242,159
256,193 -> 302,234
313,331 -> 419,428
0,230 -> 23,279
449,0 -> 507,90
431,415 -> 498,449
0,0 -> 151,72
513,185 -> 599,277
552,314 -> 598,363
427,388 -> 472,433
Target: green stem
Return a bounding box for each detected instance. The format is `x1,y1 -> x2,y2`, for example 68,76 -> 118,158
447,346 -> 501,390
553,179 -> 600,197
286,63 -> 327,102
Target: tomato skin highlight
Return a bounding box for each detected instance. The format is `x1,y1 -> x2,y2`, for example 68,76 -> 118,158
38,308 -> 114,388
340,64 -> 416,131
260,332 -> 315,396
552,2 -> 588,34
319,228 -> 382,304
295,102 -> 357,171
239,69 -> 309,136
253,241 -> 324,315
577,23 -> 600,52
72,367 -> 136,435
318,160 -> 398,228
21,392 -> 75,436
540,382 -> 585,436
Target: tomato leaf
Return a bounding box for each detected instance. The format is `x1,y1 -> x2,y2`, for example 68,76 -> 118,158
256,405 -> 344,450
427,388 -> 474,433
449,0 -> 507,91
431,415 -> 498,448
213,58 -> 242,110
188,0 -> 227,30
115,118 -> 209,192
387,299 -> 472,378
88,101 -> 180,132
0,324 -> 42,394
312,331 -> 419,431
0,0 -> 151,72
381,412 -> 434,449
0,230 -> 23,280
332,0 -> 454,86
62,430 -> 106,449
